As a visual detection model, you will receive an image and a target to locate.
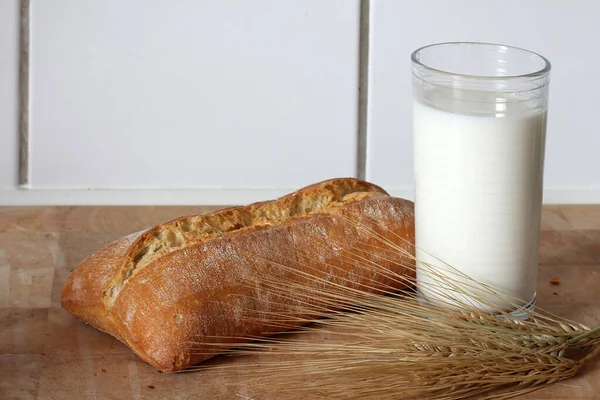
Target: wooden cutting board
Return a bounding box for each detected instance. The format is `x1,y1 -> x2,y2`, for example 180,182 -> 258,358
1,205 -> 599,399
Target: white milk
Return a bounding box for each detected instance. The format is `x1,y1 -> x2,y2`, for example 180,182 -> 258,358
414,93 -> 547,312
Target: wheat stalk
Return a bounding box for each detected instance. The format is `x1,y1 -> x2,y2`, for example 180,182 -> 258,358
188,215 -> 600,399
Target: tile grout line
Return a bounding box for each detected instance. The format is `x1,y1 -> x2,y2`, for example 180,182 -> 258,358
18,0 -> 30,187
356,0 -> 370,181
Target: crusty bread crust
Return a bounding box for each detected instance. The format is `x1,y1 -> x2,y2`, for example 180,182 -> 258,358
61,178 -> 415,372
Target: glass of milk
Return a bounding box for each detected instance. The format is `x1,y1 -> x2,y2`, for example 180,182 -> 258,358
411,42 -> 551,317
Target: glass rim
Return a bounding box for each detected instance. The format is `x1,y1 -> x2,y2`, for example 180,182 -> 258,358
411,41 -> 551,80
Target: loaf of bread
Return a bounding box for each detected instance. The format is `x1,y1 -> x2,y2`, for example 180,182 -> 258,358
61,178 -> 415,372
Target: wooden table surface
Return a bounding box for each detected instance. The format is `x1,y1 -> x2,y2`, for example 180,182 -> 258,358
1,205 -> 599,399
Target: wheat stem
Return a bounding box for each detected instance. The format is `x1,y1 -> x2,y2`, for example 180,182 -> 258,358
568,325 -> 600,345
579,343 -> 600,365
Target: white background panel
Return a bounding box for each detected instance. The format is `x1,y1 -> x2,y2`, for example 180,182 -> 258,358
29,0 -> 360,189
367,0 -> 600,192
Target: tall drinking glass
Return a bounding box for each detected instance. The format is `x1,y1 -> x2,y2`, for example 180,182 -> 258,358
411,42 -> 551,316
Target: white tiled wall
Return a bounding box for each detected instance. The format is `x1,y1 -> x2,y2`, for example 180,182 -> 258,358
29,0 -> 360,189
1,0 -> 599,205
0,0 -> 19,189
367,0 -> 600,199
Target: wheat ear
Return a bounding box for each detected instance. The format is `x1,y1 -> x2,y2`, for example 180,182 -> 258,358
188,214 -> 600,399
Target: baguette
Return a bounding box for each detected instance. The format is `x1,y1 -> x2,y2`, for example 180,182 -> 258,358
61,178 -> 415,372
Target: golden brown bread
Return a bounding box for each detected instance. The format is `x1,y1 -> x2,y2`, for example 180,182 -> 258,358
61,178 -> 415,372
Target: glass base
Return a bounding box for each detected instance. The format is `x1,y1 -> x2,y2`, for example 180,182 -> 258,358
417,291 -> 537,321
497,293 -> 536,321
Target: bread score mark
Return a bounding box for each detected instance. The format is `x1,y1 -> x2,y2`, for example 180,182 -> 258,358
102,180 -> 388,311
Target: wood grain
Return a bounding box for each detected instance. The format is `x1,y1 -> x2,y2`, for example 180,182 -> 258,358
0,205 -> 599,399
